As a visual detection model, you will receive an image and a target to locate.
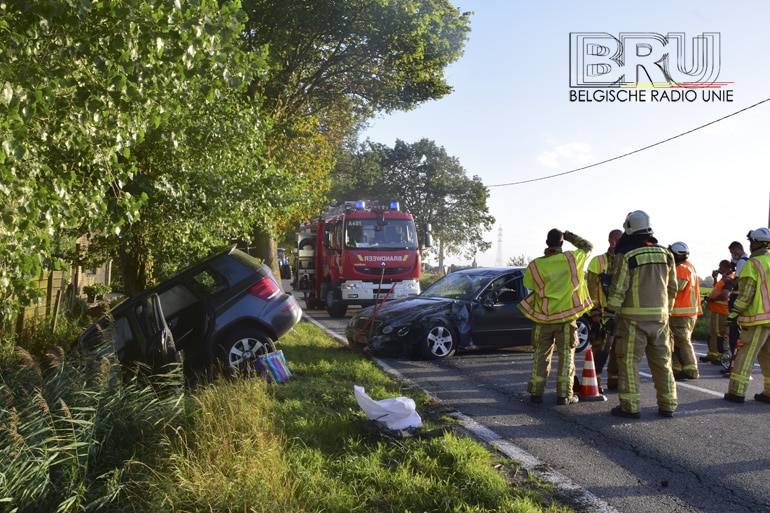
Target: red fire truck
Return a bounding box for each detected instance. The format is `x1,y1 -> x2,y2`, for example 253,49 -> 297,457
293,200 -> 430,317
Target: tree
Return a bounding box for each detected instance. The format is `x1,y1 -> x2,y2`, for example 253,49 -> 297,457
240,0 -> 472,272
0,0 -> 270,323
330,139 -> 496,270
508,254 -> 532,266
0,0 -> 471,327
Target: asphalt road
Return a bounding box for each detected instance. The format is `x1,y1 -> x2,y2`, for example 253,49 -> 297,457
299,301 -> 770,513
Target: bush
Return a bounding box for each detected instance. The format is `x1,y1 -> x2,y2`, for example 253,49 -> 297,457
82,283 -> 111,300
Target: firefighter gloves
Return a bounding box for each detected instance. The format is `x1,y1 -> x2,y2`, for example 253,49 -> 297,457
601,314 -> 616,337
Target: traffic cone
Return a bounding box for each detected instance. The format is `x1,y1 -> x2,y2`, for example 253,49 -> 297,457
579,348 -> 607,401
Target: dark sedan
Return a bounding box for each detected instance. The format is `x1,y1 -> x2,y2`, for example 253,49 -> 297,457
345,267 -> 590,359
79,245 -> 302,377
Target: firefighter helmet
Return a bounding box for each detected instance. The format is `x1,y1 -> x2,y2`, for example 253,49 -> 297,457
623,210 -> 653,235
747,227 -> 770,243
669,241 -> 689,257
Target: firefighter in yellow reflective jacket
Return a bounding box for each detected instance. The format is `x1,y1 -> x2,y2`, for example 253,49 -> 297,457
605,211 -> 678,419
668,242 -> 703,380
723,227 -> 770,404
586,229 -> 623,391
520,229 -> 593,405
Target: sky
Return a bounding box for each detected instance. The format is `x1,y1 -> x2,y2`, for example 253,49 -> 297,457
360,1 -> 770,278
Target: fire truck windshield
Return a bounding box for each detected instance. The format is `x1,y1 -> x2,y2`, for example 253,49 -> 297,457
345,219 -> 418,249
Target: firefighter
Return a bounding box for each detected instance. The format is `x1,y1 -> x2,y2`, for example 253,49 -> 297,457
725,240 -> 749,371
723,227 -> 770,403
700,260 -> 735,365
585,229 -> 623,392
667,242 -> 702,380
605,211 -> 678,418
520,229 -> 593,405
702,260 -> 733,364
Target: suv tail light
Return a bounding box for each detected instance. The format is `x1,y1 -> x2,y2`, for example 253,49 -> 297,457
248,277 -> 281,301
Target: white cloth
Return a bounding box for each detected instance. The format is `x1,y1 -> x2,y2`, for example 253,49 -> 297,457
354,385 -> 422,430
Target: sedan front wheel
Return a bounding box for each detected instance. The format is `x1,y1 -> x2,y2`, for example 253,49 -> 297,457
575,317 -> 590,354
419,323 -> 457,359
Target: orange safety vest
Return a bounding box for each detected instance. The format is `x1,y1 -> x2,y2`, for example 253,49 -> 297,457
708,274 -> 732,316
520,249 -> 592,323
671,261 -> 702,317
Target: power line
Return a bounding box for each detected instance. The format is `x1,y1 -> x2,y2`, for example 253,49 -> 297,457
488,96 -> 770,188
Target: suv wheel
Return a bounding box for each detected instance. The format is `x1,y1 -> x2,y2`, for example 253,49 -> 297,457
217,328 -> 276,376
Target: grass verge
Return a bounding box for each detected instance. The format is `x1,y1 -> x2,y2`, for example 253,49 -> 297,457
2,321 -> 576,513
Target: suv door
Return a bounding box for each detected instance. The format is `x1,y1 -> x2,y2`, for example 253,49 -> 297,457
135,293 -> 180,372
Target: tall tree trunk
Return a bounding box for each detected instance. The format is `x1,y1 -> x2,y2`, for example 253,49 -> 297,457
438,238 -> 445,274
119,231 -> 152,296
253,225 -> 281,284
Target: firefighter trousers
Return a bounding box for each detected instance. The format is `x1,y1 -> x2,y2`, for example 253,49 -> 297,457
527,320 -> 578,398
589,319 -> 612,385
614,317 -> 677,413
708,312 -> 728,360
727,324 -> 770,398
669,316 -> 699,379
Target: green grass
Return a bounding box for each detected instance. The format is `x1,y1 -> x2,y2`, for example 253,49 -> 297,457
1,320 -> 577,513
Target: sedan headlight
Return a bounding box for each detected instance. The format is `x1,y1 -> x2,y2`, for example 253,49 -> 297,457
381,324 -> 410,337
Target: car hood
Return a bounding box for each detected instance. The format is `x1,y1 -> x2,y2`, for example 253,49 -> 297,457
359,296 -> 456,323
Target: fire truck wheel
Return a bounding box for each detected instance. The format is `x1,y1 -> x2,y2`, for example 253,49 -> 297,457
326,289 -> 348,318
326,302 -> 348,318
419,322 -> 457,359
215,328 -> 276,377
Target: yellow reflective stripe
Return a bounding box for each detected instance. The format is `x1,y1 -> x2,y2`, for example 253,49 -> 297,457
565,252 -> 583,309
738,256 -> 770,326
587,253 -> 609,274
632,251 -> 670,266
520,301 -> 591,322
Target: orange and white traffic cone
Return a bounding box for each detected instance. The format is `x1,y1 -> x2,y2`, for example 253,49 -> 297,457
579,348 -> 607,402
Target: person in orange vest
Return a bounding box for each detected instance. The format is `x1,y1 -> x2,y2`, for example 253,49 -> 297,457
520,229 -> 593,405
605,210 -> 677,419
667,242 -> 703,380
585,229 -> 623,392
724,228 -> 770,403
702,260 -> 734,364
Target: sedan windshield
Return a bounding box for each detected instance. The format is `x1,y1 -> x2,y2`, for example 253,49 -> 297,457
421,273 -> 493,301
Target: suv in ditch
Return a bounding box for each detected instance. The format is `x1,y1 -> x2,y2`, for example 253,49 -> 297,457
79,245 -> 302,377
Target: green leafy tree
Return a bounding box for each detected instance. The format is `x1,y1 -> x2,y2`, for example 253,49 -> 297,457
0,0 -> 273,313
330,139 -> 495,270
240,0 -> 472,269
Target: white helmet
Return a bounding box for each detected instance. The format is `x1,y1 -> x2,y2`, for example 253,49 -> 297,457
669,241 -> 689,257
623,210 -> 653,235
747,227 -> 770,243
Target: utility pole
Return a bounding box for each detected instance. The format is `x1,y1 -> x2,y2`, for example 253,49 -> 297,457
495,226 -> 504,267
